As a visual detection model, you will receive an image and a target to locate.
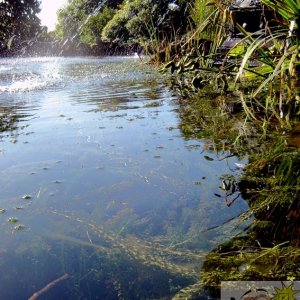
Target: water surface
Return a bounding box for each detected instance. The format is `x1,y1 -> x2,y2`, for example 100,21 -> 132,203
0,57 -> 247,299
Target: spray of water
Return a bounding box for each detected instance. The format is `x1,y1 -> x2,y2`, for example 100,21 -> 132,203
59,0 -> 108,55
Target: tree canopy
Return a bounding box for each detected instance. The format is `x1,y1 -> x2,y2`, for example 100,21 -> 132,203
54,0 -> 190,54
0,0 -> 42,45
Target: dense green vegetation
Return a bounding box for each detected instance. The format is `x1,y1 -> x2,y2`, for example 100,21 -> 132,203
55,0 -> 119,47
54,0 -> 190,55
53,0 -> 299,124
164,81 -> 300,297
0,0 -> 42,53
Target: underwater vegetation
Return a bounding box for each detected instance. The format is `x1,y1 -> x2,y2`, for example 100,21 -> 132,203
45,210 -> 208,299
50,210 -> 205,282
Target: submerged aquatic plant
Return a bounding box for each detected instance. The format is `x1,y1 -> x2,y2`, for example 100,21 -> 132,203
50,210 -> 205,282
201,239 -> 300,292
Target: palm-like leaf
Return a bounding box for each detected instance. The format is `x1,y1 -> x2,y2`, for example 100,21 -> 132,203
261,0 -> 300,21
231,0 -> 300,121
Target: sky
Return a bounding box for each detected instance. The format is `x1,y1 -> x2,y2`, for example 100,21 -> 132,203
38,0 -> 68,31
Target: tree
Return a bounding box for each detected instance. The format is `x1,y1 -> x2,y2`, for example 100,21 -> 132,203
0,0 -> 41,44
80,7 -> 116,47
54,0 -> 189,55
101,0 -> 189,45
55,0 -> 86,43
55,0 -> 121,43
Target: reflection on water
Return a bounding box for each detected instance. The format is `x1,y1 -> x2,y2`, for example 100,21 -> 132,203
0,57 -> 247,299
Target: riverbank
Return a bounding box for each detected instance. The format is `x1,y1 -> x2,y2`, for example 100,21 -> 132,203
163,78 -> 300,298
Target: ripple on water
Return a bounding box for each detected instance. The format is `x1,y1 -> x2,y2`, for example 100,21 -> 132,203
0,56 -> 248,300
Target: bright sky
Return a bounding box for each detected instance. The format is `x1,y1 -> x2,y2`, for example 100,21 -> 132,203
38,0 -> 68,31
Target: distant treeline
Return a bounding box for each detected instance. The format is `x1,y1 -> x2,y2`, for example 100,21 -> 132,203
0,0 -> 194,56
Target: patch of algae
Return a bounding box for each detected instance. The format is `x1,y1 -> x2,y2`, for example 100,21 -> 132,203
200,236 -> 300,295
50,210 -> 205,282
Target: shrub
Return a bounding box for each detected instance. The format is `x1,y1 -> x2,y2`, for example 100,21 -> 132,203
80,7 -> 116,46
101,0 -> 151,43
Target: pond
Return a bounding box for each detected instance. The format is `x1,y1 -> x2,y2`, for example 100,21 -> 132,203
0,57 -> 248,299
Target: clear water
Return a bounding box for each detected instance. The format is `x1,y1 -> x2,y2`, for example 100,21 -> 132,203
0,57 -> 247,299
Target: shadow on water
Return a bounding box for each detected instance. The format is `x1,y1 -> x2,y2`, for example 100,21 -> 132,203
2,56 -> 296,299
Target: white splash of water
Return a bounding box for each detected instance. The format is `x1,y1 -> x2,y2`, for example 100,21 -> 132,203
0,58 -> 62,93
0,66 -> 11,72
0,78 -> 50,93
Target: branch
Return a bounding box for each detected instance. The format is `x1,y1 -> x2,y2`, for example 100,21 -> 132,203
28,273 -> 70,300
